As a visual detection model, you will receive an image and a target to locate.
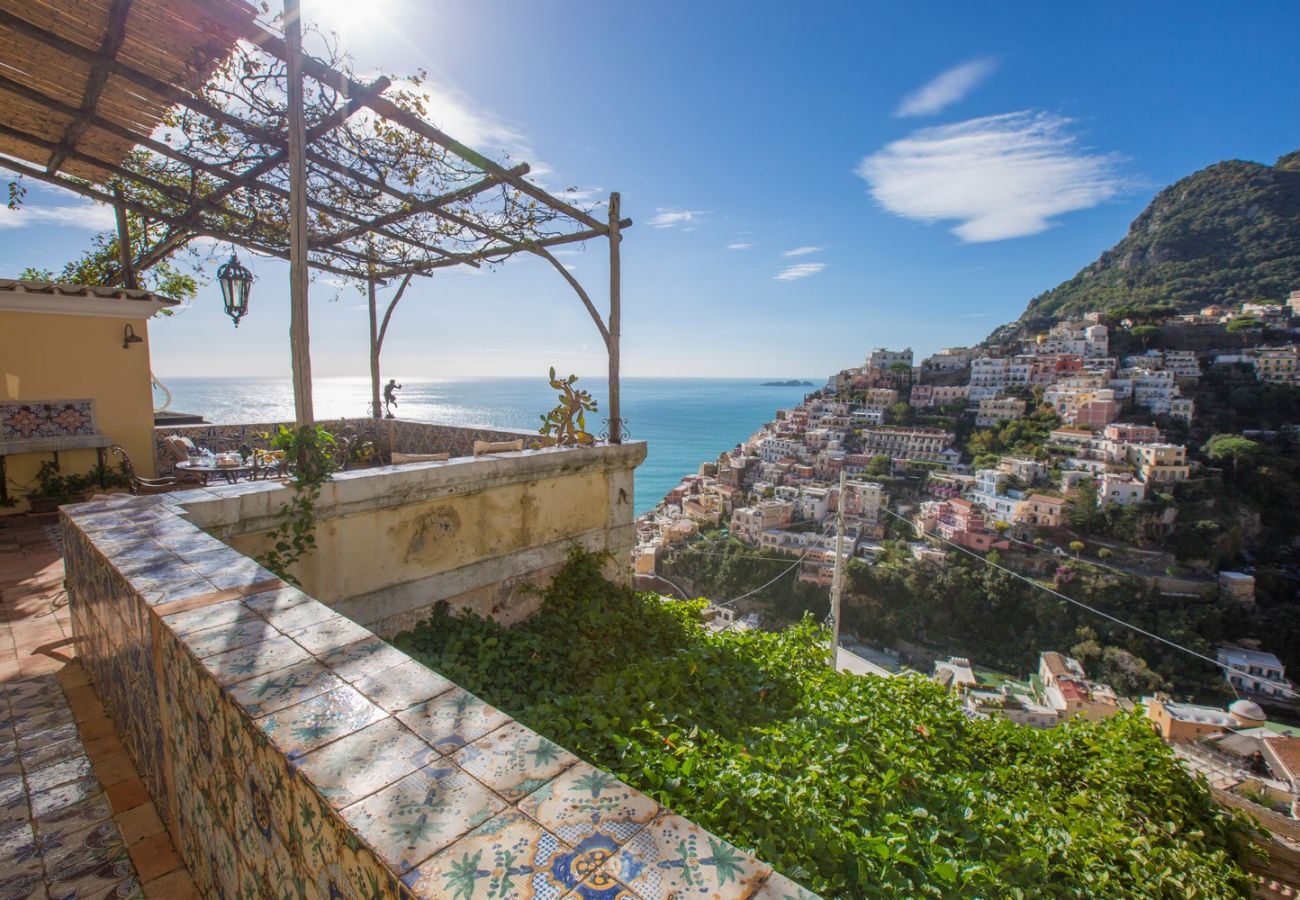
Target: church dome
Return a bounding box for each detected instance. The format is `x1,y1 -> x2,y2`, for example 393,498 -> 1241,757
1228,698 -> 1267,723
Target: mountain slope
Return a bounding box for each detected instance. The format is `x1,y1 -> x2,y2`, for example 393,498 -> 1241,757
1012,149 -> 1300,333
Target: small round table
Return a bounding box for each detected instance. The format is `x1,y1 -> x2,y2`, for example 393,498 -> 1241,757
175,458 -> 257,485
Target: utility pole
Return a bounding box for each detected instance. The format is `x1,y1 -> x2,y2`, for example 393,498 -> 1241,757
828,468 -> 847,669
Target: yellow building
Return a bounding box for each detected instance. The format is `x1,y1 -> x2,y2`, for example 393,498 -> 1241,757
1144,695 -> 1267,743
1253,347 -> 1299,384
1,280 -> 177,514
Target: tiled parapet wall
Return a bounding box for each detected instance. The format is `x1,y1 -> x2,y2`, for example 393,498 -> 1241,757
153,418 -> 534,474
185,442 -> 647,638
62,494 -> 818,899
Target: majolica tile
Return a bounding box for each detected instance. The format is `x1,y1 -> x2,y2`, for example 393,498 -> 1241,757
256,685 -> 386,761
0,855 -> 44,900
225,658 -> 346,718
47,871 -> 141,900
453,721 -> 577,801
30,776 -> 102,821
319,637 -> 412,683
287,616 -> 374,657
41,818 -> 130,882
32,789 -> 114,844
205,557 -> 281,593
181,617 -> 281,659
0,773 -> 23,807
18,735 -> 86,773
352,659 -> 455,714
561,872 -> 640,899
296,717 -> 436,808
750,870 -> 821,899
0,819 -> 39,864
340,762 -> 506,875
200,634 -> 313,686
162,597 -> 263,638
401,809 -> 570,899
598,811 -> 770,900
519,761 -> 659,850
253,596 -> 338,635
139,575 -> 220,608
396,688 -> 510,756
24,753 -> 93,794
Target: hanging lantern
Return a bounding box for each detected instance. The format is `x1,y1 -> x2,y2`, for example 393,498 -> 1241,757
217,253 -> 254,327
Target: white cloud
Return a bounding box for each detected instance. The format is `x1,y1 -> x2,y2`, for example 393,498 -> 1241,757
0,201 -> 115,230
648,208 -> 703,229
781,245 -> 822,257
774,262 -> 825,281
856,111 -> 1125,242
727,242 -> 752,250
896,58 -> 997,118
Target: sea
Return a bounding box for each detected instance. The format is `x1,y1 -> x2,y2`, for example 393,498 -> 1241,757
157,376 -> 817,516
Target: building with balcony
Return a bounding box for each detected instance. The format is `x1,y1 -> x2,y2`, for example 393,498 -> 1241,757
1217,647 -> 1295,700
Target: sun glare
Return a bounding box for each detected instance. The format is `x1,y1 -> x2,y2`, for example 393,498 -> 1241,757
306,0 -> 389,36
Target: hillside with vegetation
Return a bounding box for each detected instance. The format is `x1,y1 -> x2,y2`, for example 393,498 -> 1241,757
1010,149 -> 1300,334
395,552 -> 1255,899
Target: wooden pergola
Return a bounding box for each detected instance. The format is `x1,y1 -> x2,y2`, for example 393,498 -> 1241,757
0,0 -> 630,440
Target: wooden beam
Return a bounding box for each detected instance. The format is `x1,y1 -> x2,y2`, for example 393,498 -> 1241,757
0,156 -> 360,280
205,11 -> 610,234
313,163 -> 529,248
112,187 -> 137,289
47,0 -> 133,174
607,192 -> 622,444
377,219 -> 632,278
285,0 -> 313,427
133,75 -> 391,274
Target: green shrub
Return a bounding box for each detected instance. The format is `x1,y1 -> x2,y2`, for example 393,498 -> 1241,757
394,551 -> 1253,897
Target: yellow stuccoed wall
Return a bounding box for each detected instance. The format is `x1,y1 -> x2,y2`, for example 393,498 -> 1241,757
1,309 -> 157,514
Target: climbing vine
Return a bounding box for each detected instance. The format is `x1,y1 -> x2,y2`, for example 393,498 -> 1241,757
259,424 -> 338,586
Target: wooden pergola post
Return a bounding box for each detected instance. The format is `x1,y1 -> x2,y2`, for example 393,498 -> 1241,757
607,192 -> 622,444
284,0 -> 314,427
367,272 -> 382,419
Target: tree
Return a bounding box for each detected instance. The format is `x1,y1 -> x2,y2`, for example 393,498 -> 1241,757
1225,317 -> 1263,347
1203,434 -> 1260,479
1069,540 -> 1086,557
865,455 -> 891,477
1131,324 -> 1160,349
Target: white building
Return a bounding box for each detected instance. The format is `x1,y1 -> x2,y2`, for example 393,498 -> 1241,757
866,347 -> 914,370
1217,647 -> 1294,700
1096,473 -> 1145,507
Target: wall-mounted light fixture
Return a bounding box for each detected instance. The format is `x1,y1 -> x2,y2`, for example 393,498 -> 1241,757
122,324 -> 144,350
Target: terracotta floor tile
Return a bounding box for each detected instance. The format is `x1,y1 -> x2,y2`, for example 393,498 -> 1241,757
116,802 -> 164,846
84,734 -> 128,766
94,753 -> 139,787
142,867 -> 200,900
105,779 -> 151,815
128,828 -> 183,882
79,716 -> 117,741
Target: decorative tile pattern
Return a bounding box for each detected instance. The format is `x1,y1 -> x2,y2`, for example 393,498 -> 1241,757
519,762 -> 659,850
162,598 -> 263,639
256,686 -> 386,761
287,616 -> 374,657
397,689 -> 511,756
561,872 -> 639,899
454,721 -> 578,801
200,635 -> 313,687
0,399 -> 98,440
341,762 -> 506,875
295,717 -> 436,808
180,617 -> 280,659
318,636 -> 412,683
225,658 -> 346,718
598,811 -> 771,900
402,809 -> 572,899
352,659 -> 456,714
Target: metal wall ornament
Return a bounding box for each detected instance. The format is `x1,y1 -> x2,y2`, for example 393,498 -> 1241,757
217,253 -> 254,327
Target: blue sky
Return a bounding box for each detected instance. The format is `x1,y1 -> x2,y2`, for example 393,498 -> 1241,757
2,1 -> 1298,379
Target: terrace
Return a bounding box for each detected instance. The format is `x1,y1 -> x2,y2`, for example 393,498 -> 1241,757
0,0 -> 816,896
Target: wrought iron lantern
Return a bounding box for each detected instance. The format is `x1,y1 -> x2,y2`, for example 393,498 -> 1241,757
216,253 -> 254,327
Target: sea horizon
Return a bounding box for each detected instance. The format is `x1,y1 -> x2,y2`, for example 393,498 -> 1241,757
157,374 -> 819,515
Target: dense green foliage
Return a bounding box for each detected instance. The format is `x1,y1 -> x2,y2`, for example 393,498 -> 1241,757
395,552 -> 1253,898
1008,150 -> 1300,333
258,424 -> 338,585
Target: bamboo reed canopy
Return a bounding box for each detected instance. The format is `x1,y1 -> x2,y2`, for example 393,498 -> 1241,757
0,0 -> 630,436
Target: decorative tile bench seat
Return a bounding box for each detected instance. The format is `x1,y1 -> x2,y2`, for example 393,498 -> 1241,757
61,489 -> 819,899
0,399 -> 112,503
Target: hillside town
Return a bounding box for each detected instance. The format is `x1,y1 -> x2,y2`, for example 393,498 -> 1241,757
636,294 -> 1300,686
